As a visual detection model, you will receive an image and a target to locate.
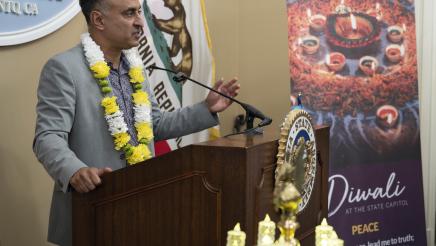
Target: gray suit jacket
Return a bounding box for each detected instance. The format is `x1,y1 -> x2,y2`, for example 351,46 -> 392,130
33,45 -> 218,246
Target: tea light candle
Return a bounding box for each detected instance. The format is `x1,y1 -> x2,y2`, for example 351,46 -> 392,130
387,25 -> 404,43
310,14 -> 326,33
226,223 -> 246,246
301,35 -> 320,55
385,44 -> 403,63
376,105 -> 399,128
326,52 -> 346,72
359,56 -> 378,76
257,214 -> 276,246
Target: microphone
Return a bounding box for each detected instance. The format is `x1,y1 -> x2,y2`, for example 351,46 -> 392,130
172,72 -> 186,83
146,65 -> 272,131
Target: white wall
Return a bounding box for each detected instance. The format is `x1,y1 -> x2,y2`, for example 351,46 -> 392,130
416,0 -> 436,245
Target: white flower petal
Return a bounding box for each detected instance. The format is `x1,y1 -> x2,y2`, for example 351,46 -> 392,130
81,32 -> 153,148
134,105 -> 151,123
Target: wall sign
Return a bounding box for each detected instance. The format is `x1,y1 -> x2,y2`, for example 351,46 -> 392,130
0,0 -> 80,46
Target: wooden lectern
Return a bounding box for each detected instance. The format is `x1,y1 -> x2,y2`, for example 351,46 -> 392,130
73,126 -> 329,246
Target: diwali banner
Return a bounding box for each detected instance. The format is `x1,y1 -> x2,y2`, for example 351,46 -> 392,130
286,0 -> 426,245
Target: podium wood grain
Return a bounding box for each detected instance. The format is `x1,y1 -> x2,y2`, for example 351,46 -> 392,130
73,126 -> 329,246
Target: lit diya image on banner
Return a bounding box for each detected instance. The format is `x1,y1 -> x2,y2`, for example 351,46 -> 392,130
287,0 -> 420,166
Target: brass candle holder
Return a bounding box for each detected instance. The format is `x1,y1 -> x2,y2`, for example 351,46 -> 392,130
274,136 -> 304,246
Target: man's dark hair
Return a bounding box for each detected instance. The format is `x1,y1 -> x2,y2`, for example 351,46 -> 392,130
79,0 -> 105,24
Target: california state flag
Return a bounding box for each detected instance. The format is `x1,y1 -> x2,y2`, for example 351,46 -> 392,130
139,0 -> 218,155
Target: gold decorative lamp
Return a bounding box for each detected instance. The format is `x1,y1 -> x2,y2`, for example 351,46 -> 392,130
230,107 -> 324,246
272,109 -> 317,245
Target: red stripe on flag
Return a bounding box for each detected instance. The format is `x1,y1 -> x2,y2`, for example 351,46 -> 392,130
154,140 -> 172,156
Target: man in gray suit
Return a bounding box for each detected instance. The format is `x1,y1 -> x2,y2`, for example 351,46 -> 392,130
33,0 -> 239,245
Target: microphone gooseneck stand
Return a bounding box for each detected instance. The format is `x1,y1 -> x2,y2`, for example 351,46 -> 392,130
147,65 -> 272,136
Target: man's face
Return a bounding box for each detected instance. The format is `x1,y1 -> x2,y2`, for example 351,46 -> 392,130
99,0 -> 144,50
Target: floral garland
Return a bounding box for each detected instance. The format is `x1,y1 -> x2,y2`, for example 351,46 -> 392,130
81,33 -> 154,165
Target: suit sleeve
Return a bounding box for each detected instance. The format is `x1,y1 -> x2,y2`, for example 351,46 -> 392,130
144,80 -> 219,141
33,58 -> 87,193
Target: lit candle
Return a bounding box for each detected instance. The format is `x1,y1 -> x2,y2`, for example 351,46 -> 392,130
257,214 -> 276,246
402,23 -> 407,32
375,3 -> 383,20
307,8 -> 312,19
371,61 -> 375,71
350,13 -> 357,30
297,38 -> 302,45
376,105 -> 399,128
340,0 -> 344,5
226,223 -> 246,246
316,218 -> 333,234
325,54 -> 331,65
387,113 -> 393,125
316,218 -> 334,245
400,45 -> 405,56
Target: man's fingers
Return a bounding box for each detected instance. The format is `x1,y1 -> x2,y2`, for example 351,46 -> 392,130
90,171 -> 102,186
70,167 -> 110,193
230,88 -> 240,97
227,83 -> 240,94
222,78 -> 238,89
80,171 -> 96,191
80,184 -> 90,193
213,79 -> 224,90
84,182 -> 95,191
103,167 -> 113,173
75,182 -> 89,194
97,167 -> 112,176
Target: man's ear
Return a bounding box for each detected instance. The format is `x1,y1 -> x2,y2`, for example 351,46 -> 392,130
90,10 -> 105,30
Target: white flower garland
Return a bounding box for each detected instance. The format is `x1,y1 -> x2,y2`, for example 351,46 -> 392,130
81,32 -> 154,164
